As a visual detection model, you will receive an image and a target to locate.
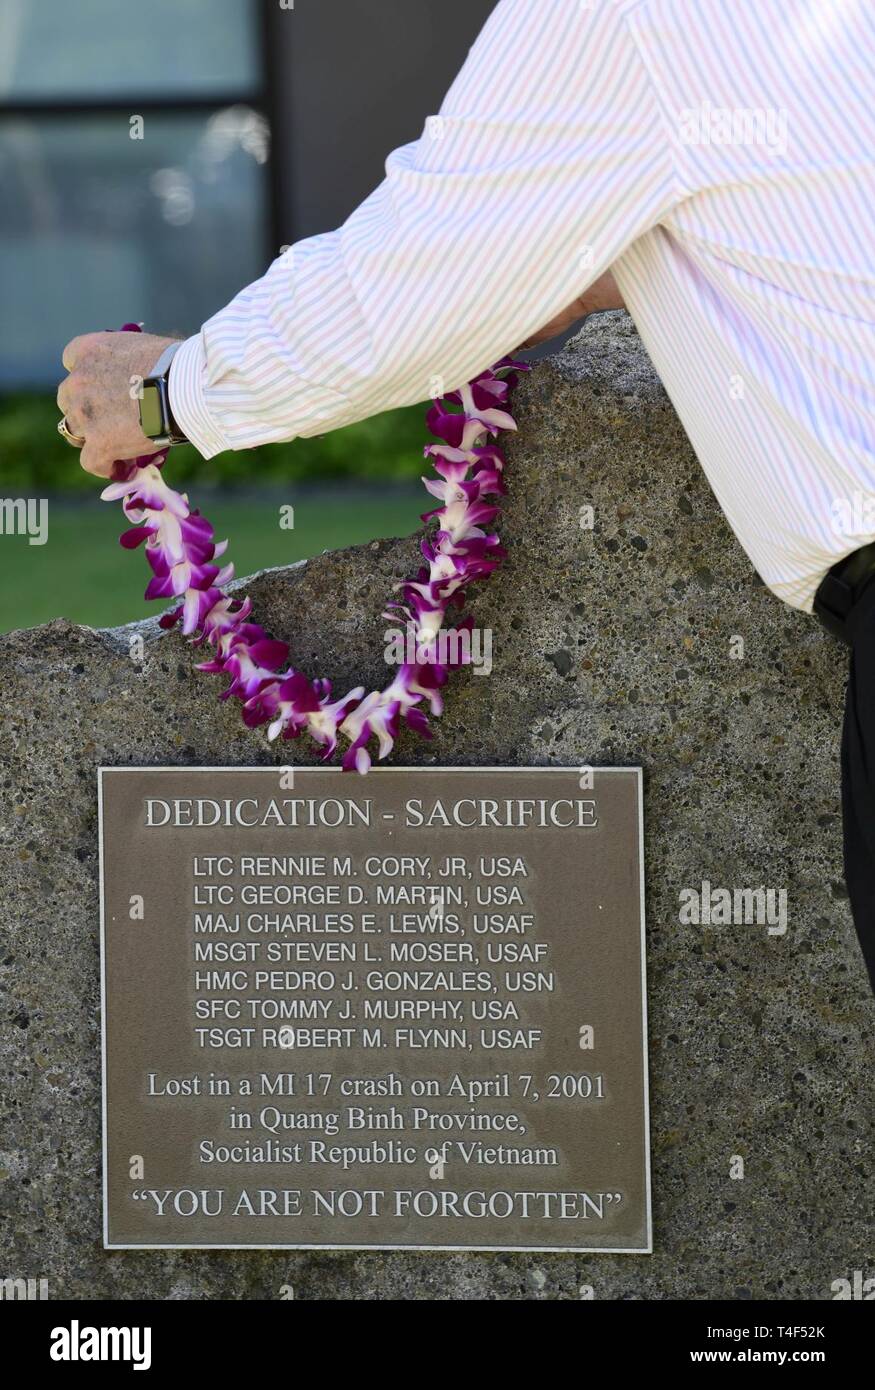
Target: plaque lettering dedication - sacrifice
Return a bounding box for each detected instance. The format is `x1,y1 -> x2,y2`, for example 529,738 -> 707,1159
99,766 -> 651,1253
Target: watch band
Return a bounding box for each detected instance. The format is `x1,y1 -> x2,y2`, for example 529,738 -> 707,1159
140,341 -> 187,446
148,340 -> 183,380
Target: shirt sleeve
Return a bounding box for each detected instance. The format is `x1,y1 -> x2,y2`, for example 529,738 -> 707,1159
170,0 -> 678,458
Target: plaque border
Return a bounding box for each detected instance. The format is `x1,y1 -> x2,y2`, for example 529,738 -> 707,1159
98,765 -> 652,1254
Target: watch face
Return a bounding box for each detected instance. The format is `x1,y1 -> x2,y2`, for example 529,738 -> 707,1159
139,383 -> 165,440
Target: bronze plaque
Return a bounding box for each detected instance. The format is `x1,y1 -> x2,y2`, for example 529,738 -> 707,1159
99,766 -> 650,1252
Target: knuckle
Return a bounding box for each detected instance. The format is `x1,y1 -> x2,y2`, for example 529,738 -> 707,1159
57,372 -> 78,408
62,332 -> 99,371
62,337 -> 81,369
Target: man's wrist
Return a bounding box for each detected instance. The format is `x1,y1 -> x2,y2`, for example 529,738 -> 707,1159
139,340 -> 187,446
155,342 -> 187,443
167,334 -> 230,460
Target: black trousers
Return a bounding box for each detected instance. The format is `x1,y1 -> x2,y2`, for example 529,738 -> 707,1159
827,575 -> 875,994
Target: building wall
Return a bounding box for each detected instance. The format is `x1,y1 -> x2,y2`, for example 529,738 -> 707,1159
271,0 -> 496,243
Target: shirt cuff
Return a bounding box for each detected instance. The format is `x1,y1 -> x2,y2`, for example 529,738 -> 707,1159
168,333 -> 230,460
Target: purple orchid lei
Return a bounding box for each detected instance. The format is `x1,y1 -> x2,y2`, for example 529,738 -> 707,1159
103,326 -> 528,773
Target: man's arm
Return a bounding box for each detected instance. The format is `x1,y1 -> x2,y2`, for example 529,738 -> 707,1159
60,0 -> 674,476
520,269 -> 626,348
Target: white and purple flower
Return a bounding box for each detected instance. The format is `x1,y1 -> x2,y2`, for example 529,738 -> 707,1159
102,335 -> 527,772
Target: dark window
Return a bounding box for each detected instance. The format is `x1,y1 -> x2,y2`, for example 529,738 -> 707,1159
0,0 -> 271,387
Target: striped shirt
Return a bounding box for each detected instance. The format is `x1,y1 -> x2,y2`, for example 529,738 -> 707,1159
170,0 -> 875,612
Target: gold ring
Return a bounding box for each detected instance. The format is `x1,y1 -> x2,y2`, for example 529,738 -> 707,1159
57,416 -> 86,448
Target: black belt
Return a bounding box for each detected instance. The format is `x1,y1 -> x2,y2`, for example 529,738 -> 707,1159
813,540 -> 875,645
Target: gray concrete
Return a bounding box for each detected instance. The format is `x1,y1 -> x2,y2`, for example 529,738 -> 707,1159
1,313 -> 871,1300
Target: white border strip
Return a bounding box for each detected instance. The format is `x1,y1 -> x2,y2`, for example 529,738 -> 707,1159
98,765 -> 651,1254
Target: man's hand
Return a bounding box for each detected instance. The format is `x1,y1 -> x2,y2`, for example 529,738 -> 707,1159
57,330 -> 180,478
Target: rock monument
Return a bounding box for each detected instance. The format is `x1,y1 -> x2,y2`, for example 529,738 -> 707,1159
1,313 -> 870,1299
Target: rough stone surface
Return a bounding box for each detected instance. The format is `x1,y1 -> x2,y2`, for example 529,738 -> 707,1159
1,313 -> 871,1301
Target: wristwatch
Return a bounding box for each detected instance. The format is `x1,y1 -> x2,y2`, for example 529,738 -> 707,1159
138,341 -> 188,447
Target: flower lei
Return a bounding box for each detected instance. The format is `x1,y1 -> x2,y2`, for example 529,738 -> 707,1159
103,327 -> 527,773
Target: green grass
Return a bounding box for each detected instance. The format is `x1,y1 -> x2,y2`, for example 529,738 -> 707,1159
0,489 -> 422,633
0,394 -> 427,493
0,389 -> 436,632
